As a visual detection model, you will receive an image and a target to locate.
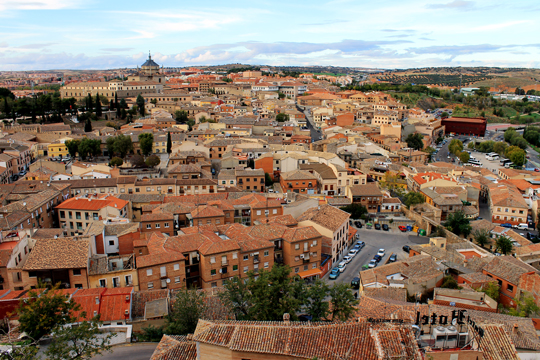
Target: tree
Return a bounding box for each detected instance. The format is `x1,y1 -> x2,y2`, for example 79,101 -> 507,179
110,157 -> 123,167
130,155 -> 146,167
505,145 -> 526,167
467,141 -> 475,149
403,192 -> 425,208
84,118 -> 92,132
138,133 -> 154,156
493,141 -> 508,155
496,235 -> 514,255
175,110 -> 189,123
95,93 -> 102,117
165,288 -> 207,336
86,94 -> 93,113
45,317 -> 112,360
475,282 -> 500,302
276,113 -> 290,122
265,172 -> 274,186
328,283 -> 358,322
441,275 -> 460,289
508,294 -> 540,317
448,139 -> 464,156
425,146 -> 436,161
405,133 -> 424,150
444,211 -> 472,237
441,111 -> 449,118
340,203 -> 368,219
65,139 -> 80,159
278,92 -> 285,99
145,154 -> 161,167
218,276 -> 254,320
14,284 -> 112,360
106,137 -> 116,158
119,98 -> 127,109
112,134 -> 133,159
78,138 -> 101,160
136,94 -> 145,116
166,132 -> 172,154
473,229 -> 490,248
459,151 -> 470,163
305,280 -> 330,321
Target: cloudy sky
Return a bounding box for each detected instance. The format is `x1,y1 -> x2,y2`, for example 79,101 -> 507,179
0,0 -> 538,70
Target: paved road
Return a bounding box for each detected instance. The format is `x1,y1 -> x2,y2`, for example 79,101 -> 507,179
323,227 -> 429,286
90,343 -> 158,360
297,104 -> 322,142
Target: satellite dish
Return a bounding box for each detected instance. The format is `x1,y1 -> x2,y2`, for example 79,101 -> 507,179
452,318 -> 457,326
166,278 -> 171,283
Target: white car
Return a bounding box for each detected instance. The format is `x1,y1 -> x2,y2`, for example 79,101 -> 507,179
348,249 -> 358,256
368,259 -> 377,268
337,261 -> 347,272
343,255 -> 353,264
377,249 -> 386,257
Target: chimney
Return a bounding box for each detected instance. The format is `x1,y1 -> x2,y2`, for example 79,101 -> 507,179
513,323 -> 519,334
283,313 -> 290,324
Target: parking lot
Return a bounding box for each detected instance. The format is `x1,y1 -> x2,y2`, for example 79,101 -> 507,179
323,226 -> 430,287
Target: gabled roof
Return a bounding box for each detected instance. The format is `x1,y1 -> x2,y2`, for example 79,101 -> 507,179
296,204 -> 349,232
23,237 -> 90,270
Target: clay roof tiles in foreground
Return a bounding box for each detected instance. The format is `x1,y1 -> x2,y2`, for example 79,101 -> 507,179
191,320 -> 422,360
23,237 -> 90,270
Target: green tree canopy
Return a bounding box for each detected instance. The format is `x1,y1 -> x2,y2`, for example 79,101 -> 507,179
475,282 -> 500,302
441,275 -> 460,289
95,93 -> 102,117
508,294 -> 540,317
496,235 -> 514,255
130,154 -> 146,167
405,133 -> 424,150
505,146 -> 526,167
65,139 -> 80,159
444,210 -> 472,237
459,151 -> 470,163
448,139 -> 464,156
109,157 -> 123,167
276,113 -> 290,122
340,203 -> 368,219
328,283 -> 359,321
138,133 -> 154,156
403,192 -> 425,208
175,110 -> 189,123
136,94 -> 145,116
167,132 -> 172,154
473,229 -> 490,248
112,134 -> 133,159
165,288 -> 207,336
84,118 -> 92,132
145,154 -> 161,167
493,141 -> 508,155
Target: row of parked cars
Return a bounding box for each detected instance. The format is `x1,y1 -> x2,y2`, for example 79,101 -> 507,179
50,156 -> 71,163
328,241 -> 365,280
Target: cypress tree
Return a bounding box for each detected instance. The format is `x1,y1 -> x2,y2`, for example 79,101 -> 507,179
95,93 -> 102,117
167,132 -> 172,154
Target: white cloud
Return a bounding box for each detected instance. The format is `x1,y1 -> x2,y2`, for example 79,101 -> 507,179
472,20 -> 531,31
0,0 -> 83,11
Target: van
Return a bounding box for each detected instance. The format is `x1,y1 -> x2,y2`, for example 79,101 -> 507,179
517,223 -> 529,230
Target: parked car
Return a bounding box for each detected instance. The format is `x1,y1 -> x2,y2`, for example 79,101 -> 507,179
402,245 -> 410,253
338,261 -> 347,272
382,224 -> 389,231
501,223 -> 513,228
356,241 -> 365,249
356,222 -> 363,229
351,277 -> 360,290
388,254 -> 397,263
18,170 -> 26,177
366,223 -> 372,229
398,225 -> 407,232
348,249 -> 358,256
374,255 -> 382,263
374,224 -> 381,230
362,264 -> 369,270
61,156 -> 71,162
343,255 -> 353,264
329,268 -> 340,280
377,249 -> 385,257
368,259 -> 378,268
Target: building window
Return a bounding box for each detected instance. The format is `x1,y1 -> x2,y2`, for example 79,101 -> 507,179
211,269 -> 217,276
232,252 -> 238,259
174,264 -> 180,271
164,223 -> 169,228
155,224 -> 160,228
125,275 -> 132,286
233,265 -> 238,271
210,257 -> 216,263
60,211 -> 65,218
243,255 -> 248,261
99,279 -> 106,287
146,269 -> 153,276
175,277 -> 180,283
295,267 -> 299,273
146,224 -> 151,229
211,282 -> 217,288
507,284 -> 514,292
243,266 -> 248,273
312,263 -> 317,269
73,269 -> 81,276
295,244 -> 300,250
148,282 -> 154,289
264,262 -> 269,268
109,240 -> 114,246
264,250 -> 269,257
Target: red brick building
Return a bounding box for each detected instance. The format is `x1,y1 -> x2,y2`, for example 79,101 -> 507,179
442,117 -> 486,137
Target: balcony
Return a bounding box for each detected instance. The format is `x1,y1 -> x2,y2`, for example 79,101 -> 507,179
253,256 -> 260,264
